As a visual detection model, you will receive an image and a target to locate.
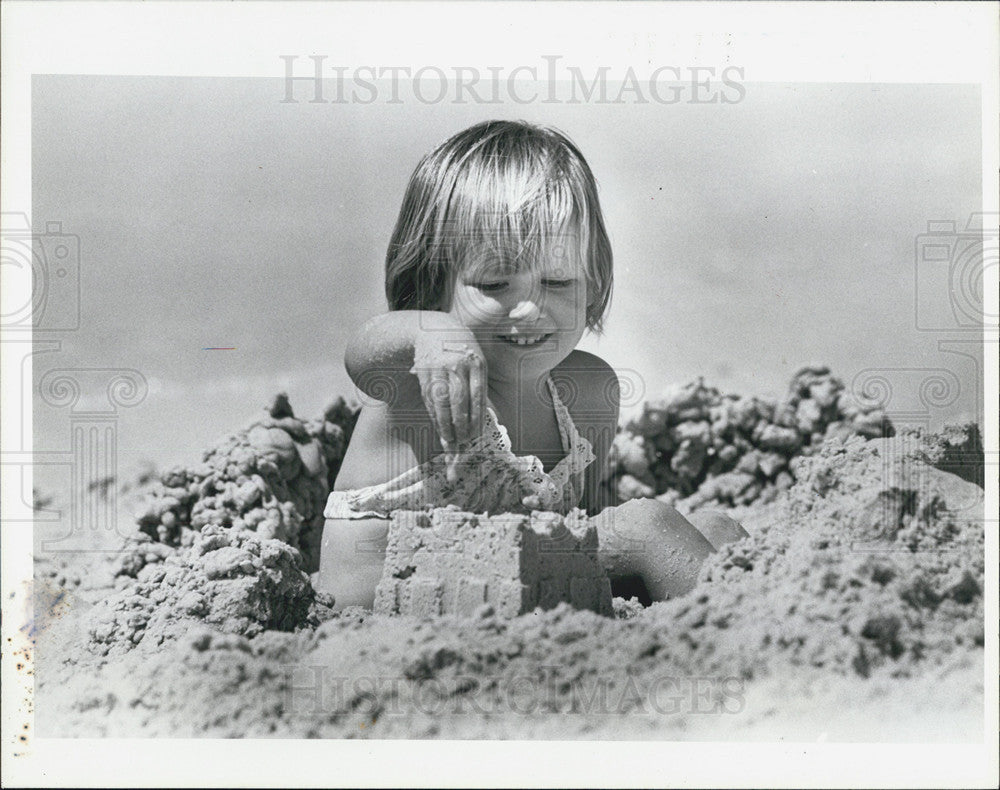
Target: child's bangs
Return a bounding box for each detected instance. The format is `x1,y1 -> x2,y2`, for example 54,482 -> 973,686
443,171 -> 588,277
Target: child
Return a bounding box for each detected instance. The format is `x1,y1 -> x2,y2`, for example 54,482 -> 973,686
318,120 -> 746,610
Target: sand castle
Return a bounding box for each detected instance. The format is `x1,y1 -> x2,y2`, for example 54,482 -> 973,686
374,507 -> 613,618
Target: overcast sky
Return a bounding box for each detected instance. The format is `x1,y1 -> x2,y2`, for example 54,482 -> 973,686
31,76 -> 983,482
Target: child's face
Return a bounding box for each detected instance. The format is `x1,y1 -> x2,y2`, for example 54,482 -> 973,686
446,235 -> 588,382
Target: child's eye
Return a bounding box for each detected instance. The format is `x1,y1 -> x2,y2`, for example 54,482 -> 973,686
469,281 -> 507,293
542,279 -> 574,288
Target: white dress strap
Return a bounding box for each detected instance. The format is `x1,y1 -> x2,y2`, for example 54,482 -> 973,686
544,375 -> 596,511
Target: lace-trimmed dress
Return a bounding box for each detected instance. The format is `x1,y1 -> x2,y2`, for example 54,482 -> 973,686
324,376 -> 596,519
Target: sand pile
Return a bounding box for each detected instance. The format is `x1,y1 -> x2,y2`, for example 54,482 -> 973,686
132,394 -> 357,572
645,428 -> 985,681
85,525 -> 316,657
36,414 -> 985,738
609,365 -> 892,510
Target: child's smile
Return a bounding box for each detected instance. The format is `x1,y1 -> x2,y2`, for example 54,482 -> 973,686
448,253 -> 587,376
494,331 -> 553,346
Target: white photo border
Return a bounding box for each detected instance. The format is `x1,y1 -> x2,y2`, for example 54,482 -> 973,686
2,2 -> 997,787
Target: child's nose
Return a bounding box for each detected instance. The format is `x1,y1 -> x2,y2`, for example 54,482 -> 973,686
508,298 -> 541,323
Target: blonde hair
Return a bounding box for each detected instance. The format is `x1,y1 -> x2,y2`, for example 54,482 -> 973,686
385,120 -> 613,333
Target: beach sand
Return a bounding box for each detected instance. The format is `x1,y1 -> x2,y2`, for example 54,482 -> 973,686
27,372 -> 985,740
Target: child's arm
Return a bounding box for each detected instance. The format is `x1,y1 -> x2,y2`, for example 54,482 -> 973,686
553,350 -> 621,516
345,310 -> 487,450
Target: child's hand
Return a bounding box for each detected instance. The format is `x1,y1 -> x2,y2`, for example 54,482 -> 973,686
410,327 -> 487,467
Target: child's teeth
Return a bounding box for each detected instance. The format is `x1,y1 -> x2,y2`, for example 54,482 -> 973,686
503,334 -> 545,345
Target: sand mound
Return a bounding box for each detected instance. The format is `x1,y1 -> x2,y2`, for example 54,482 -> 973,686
30,366 -> 986,739
85,525 -> 316,657
653,431 -> 985,680
609,365 -> 892,510
37,420 -> 985,738
132,394 -> 357,572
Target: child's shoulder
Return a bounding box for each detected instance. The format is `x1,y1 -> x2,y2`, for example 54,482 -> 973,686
552,350 -> 620,416
555,348 -> 614,374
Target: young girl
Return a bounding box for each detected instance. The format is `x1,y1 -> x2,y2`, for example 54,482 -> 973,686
318,120 -> 746,610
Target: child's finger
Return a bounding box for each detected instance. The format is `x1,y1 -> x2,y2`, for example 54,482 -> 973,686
444,450 -> 461,484
448,369 -> 469,445
425,407 -> 445,456
427,369 -> 455,447
469,354 -> 485,436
